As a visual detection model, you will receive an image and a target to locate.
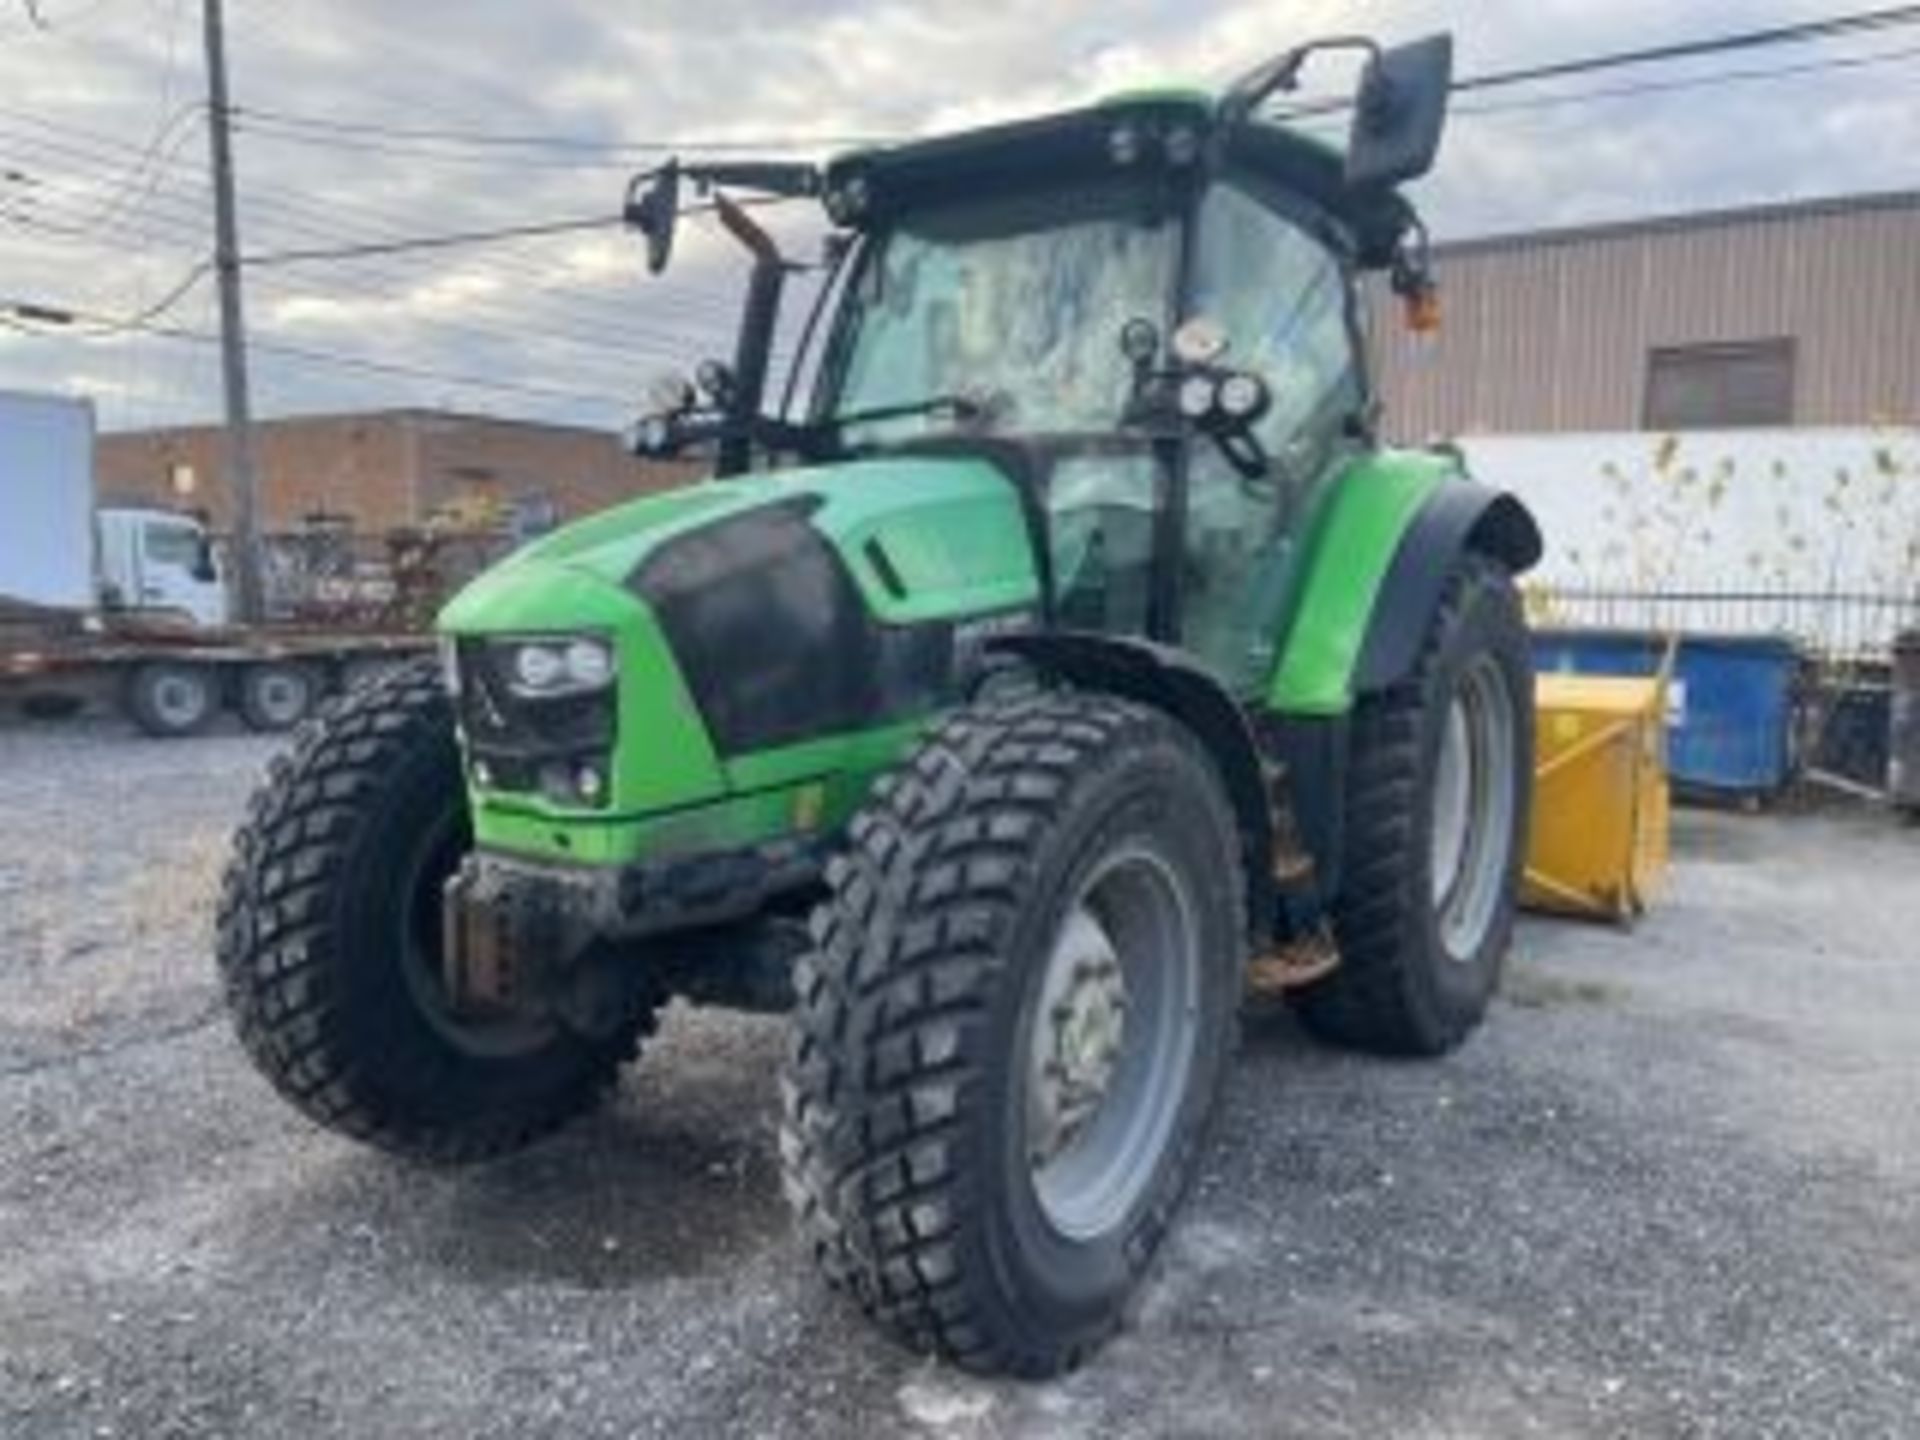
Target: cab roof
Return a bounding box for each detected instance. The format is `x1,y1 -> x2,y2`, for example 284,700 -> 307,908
822,94 -> 1414,267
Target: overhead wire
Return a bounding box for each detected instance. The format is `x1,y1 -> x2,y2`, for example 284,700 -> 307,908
11,3 -> 1920,425
1275,3 -> 1920,121
0,120 -> 741,351
0,109 -> 745,327
232,106 -> 885,155
1451,39 -> 1920,118
4,299 -> 639,410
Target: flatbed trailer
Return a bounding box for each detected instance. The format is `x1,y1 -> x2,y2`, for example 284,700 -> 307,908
0,609 -> 430,736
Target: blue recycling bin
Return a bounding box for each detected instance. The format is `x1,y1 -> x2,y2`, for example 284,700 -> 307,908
1530,629 -> 1800,797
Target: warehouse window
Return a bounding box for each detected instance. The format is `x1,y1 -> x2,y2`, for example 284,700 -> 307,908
1644,340 -> 1794,429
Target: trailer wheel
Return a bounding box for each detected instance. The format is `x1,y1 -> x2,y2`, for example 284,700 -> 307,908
238,662 -> 317,732
1299,553 -> 1533,1056
128,662 -> 217,737
215,657 -> 648,1162
782,694 -> 1244,1377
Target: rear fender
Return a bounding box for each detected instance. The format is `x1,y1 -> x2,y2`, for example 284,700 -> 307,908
1266,452 -> 1540,715
1352,481 -> 1542,695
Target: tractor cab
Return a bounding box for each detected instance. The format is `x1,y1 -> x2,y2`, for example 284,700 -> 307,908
623,36 -> 1453,695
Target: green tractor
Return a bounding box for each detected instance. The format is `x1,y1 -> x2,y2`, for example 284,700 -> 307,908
218,31 -> 1538,1377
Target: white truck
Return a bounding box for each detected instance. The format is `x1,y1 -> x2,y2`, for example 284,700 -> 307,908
2,390 -> 427,736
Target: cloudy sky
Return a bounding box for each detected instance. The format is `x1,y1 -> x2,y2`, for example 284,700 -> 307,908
2,0 -> 1917,433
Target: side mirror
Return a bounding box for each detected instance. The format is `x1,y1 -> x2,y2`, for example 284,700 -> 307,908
1345,33 -> 1452,189
627,371 -> 698,457
625,161 -> 681,275
625,412 -> 680,458
694,358 -> 737,407
191,541 -> 218,584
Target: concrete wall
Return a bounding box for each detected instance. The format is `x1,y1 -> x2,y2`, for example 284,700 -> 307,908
1458,426 -> 1920,654
1370,191 -> 1920,440
96,410 -> 697,534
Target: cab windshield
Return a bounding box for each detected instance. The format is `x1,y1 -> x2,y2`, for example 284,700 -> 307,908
823,181 -> 1179,446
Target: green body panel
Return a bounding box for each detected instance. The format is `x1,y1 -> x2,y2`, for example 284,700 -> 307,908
1263,447 -> 1458,717
436,455 -> 1035,865
438,442 -> 1455,866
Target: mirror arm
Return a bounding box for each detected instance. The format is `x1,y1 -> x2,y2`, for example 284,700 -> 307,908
1219,35 -> 1383,124
712,191 -> 788,477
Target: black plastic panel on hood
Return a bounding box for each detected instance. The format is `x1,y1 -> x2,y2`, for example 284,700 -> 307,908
628,498 -> 956,756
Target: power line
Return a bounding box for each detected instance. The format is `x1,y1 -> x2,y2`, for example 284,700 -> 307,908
1456,3 -> 1920,97
1453,39 -> 1920,118
1272,4 -> 1920,120
237,195 -> 796,268
1,257 -> 213,333
0,112 -> 747,320
0,121 -> 743,339
231,6 -> 1920,157
0,174 -> 735,367
231,105 -> 886,157
240,213 -> 622,266
1277,39 -> 1920,132
2,299 -> 637,407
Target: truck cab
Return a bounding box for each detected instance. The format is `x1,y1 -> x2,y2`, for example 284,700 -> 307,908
95,507 -> 229,628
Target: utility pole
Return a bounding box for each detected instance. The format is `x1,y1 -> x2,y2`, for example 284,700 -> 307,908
201,0 -> 264,625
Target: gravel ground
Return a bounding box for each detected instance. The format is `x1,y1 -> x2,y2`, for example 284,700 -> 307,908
2,717 -> 1916,1439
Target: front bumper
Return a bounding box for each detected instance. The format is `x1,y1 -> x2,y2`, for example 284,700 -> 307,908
440,835 -> 825,1013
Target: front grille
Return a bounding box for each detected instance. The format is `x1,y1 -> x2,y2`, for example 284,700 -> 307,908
454,638 -> 615,804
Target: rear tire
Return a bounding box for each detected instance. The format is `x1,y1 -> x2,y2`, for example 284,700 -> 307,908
1298,554 -> 1533,1056
781,694 -> 1244,1377
238,662 -> 318,732
215,657 -> 648,1161
128,661 -> 217,737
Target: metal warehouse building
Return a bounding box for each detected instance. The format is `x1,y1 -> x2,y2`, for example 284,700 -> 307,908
1370,188 -> 1920,439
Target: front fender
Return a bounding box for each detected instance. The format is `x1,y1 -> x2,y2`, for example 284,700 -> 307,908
987,631 -> 1280,941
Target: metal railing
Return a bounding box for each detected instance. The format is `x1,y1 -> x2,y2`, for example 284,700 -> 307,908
1527,580 -> 1920,793
1524,582 -> 1920,665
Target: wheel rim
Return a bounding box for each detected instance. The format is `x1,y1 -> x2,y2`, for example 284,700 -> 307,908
1025,845 -> 1200,1241
253,671 -> 310,724
1430,654 -> 1519,962
150,672 -> 208,728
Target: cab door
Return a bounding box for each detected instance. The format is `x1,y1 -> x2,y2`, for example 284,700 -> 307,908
137,515 -> 229,626
1174,183 -> 1365,693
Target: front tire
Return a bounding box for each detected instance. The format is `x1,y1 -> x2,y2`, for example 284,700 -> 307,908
781,694 -> 1245,1377
215,658 -> 646,1161
1299,553 -> 1533,1056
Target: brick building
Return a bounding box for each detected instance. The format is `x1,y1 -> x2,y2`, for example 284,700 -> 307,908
97,408 -> 698,537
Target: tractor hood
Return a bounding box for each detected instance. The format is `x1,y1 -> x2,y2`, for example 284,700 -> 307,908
438,451 -> 1039,636
437,451 -> 1042,866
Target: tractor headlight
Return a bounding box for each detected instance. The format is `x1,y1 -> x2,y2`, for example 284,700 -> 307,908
1217,372 -> 1268,421
1177,374 -> 1219,420
503,635 -> 616,698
